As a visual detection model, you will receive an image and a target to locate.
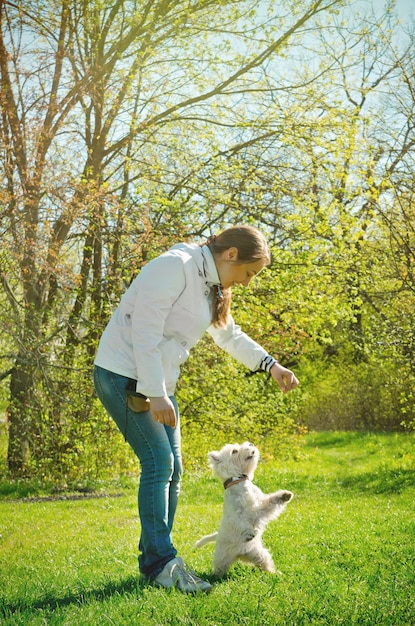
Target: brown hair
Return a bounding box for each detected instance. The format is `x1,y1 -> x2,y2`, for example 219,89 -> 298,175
205,225 -> 270,328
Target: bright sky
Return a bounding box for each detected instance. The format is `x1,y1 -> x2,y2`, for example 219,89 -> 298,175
371,0 -> 413,19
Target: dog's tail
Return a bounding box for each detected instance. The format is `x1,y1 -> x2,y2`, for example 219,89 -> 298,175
194,532 -> 218,549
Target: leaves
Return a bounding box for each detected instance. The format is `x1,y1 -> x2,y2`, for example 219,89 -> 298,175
0,0 -> 414,479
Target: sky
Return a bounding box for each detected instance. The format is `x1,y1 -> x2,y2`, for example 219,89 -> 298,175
371,0 -> 413,19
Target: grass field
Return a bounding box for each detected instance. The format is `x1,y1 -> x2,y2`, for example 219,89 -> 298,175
1,432 -> 414,625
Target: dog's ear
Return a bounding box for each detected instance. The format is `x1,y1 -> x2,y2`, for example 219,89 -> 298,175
208,451 -> 221,465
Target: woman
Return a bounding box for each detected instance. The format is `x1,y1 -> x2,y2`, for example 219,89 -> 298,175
93,225 -> 298,593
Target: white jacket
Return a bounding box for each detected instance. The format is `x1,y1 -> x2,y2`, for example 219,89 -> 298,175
94,242 -> 268,397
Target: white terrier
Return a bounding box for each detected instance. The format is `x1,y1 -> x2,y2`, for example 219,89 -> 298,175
194,442 -> 293,577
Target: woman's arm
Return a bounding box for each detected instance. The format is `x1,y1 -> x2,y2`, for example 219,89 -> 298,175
208,316 -> 298,393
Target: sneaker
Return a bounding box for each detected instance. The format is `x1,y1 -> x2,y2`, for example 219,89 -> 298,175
154,557 -> 212,593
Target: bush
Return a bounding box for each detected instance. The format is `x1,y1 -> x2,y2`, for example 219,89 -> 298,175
296,357 -> 415,432
0,355 -> 139,489
177,335 -> 305,470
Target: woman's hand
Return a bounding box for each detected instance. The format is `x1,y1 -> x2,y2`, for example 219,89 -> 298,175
149,396 -> 177,427
270,362 -> 299,394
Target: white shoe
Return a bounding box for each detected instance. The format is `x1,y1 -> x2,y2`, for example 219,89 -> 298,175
154,557 -> 212,593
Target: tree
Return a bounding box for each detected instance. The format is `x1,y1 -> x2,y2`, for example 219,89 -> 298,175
0,0 -> 341,475
178,2 -> 415,430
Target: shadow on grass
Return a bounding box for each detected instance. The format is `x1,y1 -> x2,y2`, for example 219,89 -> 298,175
0,575 -> 145,617
278,464 -> 415,497
0,569 -> 224,619
339,467 -> 415,495
306,432 -> 362,448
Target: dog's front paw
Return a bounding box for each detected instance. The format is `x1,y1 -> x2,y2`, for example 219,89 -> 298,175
272,490 -> 294,504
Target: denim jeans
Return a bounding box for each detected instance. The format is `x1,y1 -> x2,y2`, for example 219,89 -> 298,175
93,365 -> 183,580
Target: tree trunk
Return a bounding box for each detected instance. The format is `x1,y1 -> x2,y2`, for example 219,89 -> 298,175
7,359 -> 35,474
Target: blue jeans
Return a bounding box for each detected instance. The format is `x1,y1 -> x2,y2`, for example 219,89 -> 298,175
93,365 -> 183,579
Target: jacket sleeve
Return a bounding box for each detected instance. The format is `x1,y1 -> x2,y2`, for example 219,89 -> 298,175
207,315 -> 267,371
131,253 -> 186,397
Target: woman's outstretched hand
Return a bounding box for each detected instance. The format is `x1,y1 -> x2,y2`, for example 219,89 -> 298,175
270,362 -> 299,394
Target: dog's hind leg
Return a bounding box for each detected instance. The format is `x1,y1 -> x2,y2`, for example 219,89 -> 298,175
212,544 -> 238,578
244,545 -> 276,573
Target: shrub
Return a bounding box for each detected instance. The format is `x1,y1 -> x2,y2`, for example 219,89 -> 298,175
296,358 -> 415,432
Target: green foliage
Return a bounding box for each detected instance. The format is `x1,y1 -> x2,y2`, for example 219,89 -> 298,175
294,355 -> 415,432
177,334 -> 305,470
0,351 -> 138,489
0,433 -> 414,625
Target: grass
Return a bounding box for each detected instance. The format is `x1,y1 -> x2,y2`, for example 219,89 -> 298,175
1,431 -> 414,625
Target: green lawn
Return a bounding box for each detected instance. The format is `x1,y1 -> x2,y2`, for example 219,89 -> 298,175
1,432 -> 414,625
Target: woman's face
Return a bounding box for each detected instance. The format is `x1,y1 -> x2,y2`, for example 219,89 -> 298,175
215,247 -> 268,289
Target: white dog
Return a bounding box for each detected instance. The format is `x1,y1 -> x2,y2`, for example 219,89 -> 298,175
194,442 -> 293,577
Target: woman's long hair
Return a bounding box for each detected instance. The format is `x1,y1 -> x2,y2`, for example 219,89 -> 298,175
204,225 -> 270,328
